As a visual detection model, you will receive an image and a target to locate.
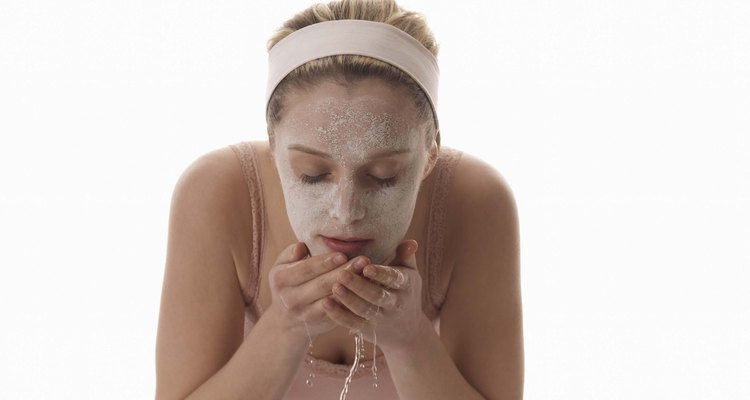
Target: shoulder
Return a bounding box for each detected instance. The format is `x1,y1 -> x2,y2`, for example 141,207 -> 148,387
176,144 -> 247,187
173,145 -> 244,212
170,144 -> 252,253
445,150 -> 519,243
452,150 -> 515,202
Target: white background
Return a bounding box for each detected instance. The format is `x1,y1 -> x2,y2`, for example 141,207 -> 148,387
1,0 -> 748,398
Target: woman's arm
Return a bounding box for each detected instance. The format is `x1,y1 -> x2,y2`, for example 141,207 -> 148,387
349,153 -> 523,400
155,149 -> 308,399
439,153 -> 524,400
381,152 -> 524,400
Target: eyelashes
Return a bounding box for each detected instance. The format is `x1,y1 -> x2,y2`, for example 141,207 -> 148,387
299,174 -> 327,185
299,173 -> 397,188
374,176 -> 398,188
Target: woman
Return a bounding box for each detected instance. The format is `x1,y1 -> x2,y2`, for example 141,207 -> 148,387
155,1 -> 523,399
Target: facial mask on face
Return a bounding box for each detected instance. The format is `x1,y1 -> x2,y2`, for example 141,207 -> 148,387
274,96 -> 427,264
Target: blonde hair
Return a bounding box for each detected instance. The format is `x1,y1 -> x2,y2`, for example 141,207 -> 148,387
266,0 -> 440,148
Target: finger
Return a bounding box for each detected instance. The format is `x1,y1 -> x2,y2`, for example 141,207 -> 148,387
381,240 -> 418,269
282,252 -> 349,287
323,296 -> 371,333
290,255 -> 370,305
336,268 -> 397,308
275,242 -> 309,266
343,255 -> 371,273
332,282 -> 382,320
301,296 -> 338,322
393,240 -> 418,269
362,264 -> 409,291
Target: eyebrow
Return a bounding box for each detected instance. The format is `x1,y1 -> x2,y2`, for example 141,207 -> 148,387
288,144 -> 412,160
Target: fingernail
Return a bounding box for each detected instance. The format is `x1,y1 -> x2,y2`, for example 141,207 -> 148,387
334,283 -> 347,295
395,270 -> 408,288
290,243 -> 297,257
339,270 -> 354,284
354,257 -> 368,270
333,254 -> 347,265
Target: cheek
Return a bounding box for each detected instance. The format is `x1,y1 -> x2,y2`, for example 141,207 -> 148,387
366,182 -> 419,226
361,187 -> 419,262
282,183 -> 331,245
284,182 -> 328,216
277,163 -> 329,232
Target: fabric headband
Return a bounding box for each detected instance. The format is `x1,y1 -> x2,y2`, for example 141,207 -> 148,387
266,19 -> 440,129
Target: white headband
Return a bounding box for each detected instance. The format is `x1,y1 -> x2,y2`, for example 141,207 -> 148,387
266,19 -> 440,128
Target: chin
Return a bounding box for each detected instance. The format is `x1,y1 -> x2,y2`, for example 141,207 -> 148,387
306,236 -> 393,265
356,245 -> 393,266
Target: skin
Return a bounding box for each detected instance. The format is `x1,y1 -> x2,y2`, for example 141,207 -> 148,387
155,75 -> 523,400
268,77 -> 439,347
271,77 -> 437,266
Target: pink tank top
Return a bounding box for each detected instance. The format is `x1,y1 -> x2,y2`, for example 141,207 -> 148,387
228,140 -> 463,399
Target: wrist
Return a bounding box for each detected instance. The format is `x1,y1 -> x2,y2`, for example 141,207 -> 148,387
263,302 -> 314,349
380,313 -> 433,358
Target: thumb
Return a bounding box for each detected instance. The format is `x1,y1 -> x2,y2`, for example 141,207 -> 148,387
275,242 -> 309,265
391,240 -> 418,269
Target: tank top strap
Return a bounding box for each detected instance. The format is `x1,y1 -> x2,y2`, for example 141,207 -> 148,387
424,146 -> 463,316
229,141 -> 266,319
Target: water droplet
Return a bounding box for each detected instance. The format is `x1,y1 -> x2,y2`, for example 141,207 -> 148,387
306,379 -> 313,387
371,326 -> 379,387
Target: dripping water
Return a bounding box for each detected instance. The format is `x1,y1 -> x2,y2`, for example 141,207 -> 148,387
304,320 -> 315,387
338,326 -> 380,398
338,331 -> 363,400
371,325 -> 378,388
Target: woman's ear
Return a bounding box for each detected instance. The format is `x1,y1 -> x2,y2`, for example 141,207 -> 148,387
421,137 -> 439,181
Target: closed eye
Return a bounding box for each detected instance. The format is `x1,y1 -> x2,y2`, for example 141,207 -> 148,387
299,174 -> 397,188
370,175 -> 397,188
299,173 -> 328,184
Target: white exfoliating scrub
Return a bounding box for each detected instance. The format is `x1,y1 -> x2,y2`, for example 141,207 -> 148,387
272,80 -> 430,264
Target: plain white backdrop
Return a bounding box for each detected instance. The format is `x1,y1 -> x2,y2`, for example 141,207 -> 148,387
1,0 -> 748,398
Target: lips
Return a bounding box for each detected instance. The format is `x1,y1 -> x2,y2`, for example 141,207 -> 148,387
321,235 -> 372,253
326,236 -> 370,242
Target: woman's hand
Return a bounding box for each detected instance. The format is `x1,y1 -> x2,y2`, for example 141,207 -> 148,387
267,242 -> 369,341
322,240 -> 424,350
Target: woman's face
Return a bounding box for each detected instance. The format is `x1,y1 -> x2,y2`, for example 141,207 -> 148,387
272,78 -> 435,264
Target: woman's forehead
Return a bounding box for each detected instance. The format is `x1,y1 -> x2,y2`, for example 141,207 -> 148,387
280,122 -> 416,166
282,79 -> 418,120
275,80 -> 424,162
281,102 -> 418,154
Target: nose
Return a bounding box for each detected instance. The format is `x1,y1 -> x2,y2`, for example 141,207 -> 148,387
329,179 -> 366,224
